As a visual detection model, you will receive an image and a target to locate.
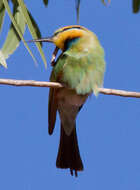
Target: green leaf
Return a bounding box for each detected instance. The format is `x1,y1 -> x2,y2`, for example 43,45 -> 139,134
1,4 -> 26,61
0,50 -> 7,68
133,0 -> 140,13
17,0 -> 47,67
43,0 -> 48,7
101,0 -> 111,6
75,0 -> 80,24
28,11 -> 42,47
3,0 -> 37,64
0,3 -> 5,34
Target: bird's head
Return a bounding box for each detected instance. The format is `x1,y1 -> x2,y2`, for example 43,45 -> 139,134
28,25 -> 90,51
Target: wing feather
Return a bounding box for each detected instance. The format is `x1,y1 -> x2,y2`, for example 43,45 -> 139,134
48,88 -> 57,135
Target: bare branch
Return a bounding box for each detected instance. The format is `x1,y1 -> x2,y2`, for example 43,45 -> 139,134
0,78 -> 63,88
0,78 -> 140,98
98,88 -> 140,98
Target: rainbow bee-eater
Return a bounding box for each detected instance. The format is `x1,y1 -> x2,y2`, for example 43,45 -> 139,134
29,25 -> 105,177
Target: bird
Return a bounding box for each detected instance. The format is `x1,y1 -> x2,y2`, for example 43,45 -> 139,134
28,25 -> 106,177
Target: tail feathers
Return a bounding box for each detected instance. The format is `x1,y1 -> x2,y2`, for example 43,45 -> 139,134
56,124 -> 83,177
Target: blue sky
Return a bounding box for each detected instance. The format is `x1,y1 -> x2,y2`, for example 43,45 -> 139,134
0,0 -> 140,189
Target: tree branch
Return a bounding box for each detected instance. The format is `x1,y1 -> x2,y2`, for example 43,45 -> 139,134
0,78 -> 140,98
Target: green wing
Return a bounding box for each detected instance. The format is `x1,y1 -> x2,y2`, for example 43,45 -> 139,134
48,86 -> 58,135
51,47 -> 105,95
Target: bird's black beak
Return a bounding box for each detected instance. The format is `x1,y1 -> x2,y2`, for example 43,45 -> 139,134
27,37 -> 53,43
27,37 -> 59,67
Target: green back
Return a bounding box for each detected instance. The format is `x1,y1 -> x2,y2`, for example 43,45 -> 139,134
50,38 -> 105,95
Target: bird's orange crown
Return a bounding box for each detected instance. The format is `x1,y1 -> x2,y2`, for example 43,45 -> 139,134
52,25 -> 88,50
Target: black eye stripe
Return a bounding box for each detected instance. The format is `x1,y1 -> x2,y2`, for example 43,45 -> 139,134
62,26 -> 82,32
54,26 -> 83,36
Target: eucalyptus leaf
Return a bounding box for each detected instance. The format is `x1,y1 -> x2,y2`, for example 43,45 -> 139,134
43,0 -> 48,6
0,3 -> 5,34
101,0 -> 111,5
1,5 -> 26,60
133,0 -> 140,13
75,0 -> 80,24
17,0 -> 47,67
28,11 -> 42,46
0,50 -> 7,68
3,0 -> 37,65
0,0 -> 3,8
